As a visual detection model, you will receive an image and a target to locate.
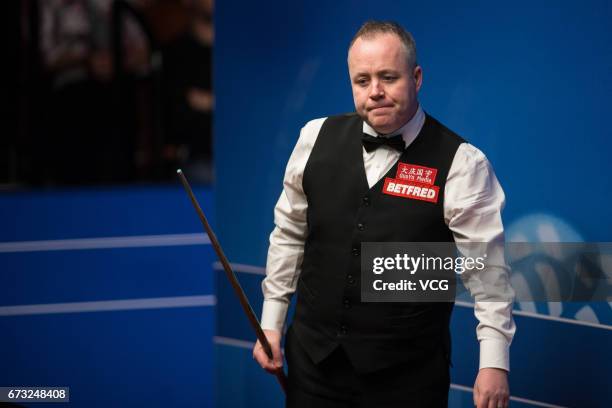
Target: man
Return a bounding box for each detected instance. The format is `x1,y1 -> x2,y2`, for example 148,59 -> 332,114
253,21 -> 515,408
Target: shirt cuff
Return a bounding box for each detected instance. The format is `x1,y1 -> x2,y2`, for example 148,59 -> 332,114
260,299 -> 289,332
479,338 -> 510,371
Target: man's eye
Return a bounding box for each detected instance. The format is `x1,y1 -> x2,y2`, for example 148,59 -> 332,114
383,76 -> 397,82
356,78 -> 369,86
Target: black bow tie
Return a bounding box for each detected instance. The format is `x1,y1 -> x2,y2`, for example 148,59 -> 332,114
361,133 -> 406,152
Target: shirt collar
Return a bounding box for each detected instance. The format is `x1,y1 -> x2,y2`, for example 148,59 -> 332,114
362,104 -> 425,150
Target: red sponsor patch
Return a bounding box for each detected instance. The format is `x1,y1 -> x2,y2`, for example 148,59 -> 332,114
382,177 -> 440,203
396,163 -> 438,186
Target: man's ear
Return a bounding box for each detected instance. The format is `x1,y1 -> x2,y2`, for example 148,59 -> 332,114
413,66 -> 423,92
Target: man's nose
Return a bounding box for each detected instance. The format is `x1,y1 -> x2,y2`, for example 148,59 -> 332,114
369,81 -> 384,99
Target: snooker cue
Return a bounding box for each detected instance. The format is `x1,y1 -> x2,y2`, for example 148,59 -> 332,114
177,169 -> 288,394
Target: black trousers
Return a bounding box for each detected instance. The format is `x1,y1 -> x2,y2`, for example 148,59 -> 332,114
285,325 -> 450,408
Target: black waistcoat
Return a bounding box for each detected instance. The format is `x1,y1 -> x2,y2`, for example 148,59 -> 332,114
291,112 -> 466,373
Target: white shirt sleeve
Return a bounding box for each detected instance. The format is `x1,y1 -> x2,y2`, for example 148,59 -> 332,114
445,143 -> 517,371
260,118 -> 326,332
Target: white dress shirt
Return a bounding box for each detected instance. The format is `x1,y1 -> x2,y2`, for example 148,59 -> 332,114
261,105 -> 516,371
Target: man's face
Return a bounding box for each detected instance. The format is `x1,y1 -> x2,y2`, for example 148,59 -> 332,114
348,33 -> 422,134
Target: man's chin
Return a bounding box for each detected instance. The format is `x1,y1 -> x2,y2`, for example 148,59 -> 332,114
367,118 -> 396,134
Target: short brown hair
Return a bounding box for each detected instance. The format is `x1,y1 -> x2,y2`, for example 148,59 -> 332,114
349,21 -> 418,68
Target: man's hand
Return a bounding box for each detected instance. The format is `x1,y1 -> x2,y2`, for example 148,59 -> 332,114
473,367 -> 509,408
187,88 -> 214,112
252,329 -> 283,374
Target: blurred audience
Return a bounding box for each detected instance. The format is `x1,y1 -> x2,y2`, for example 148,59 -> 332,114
161,0 -> 214,184
6,0 -> 214,187
38,0 -> 150,185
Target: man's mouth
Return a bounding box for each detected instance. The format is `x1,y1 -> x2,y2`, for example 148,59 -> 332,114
368,105 -> 393,112
368,105 -> 393,111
